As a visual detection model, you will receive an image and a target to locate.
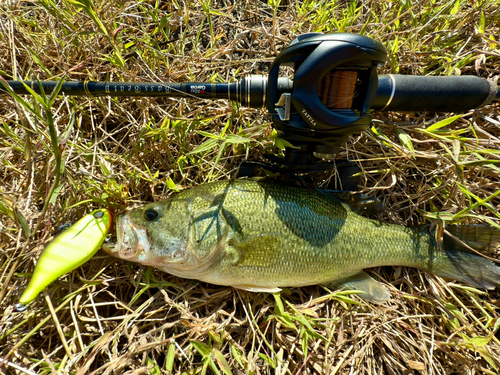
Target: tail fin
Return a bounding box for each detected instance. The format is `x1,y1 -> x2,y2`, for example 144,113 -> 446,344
431,225 -> 500,289
445,225 -> 500,254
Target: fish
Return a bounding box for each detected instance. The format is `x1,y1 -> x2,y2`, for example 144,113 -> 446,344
102,179 -> 500,303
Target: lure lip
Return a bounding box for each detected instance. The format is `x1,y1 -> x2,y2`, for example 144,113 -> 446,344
101,208 -> 113,231
100,217 -> 115,254
102,210 -> 124,254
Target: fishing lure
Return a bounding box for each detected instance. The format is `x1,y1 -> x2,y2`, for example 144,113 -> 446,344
16,209 -> 112,310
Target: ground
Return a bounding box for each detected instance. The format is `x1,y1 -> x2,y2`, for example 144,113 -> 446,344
1,0 -> 500,374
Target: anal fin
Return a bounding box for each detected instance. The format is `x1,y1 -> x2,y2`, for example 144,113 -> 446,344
326,271 -> 390,304
234,285 -> 282,293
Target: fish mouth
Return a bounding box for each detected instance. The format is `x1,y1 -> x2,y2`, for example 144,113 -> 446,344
102,214 -> 151,260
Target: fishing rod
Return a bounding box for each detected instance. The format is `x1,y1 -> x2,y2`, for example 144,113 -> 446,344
2,33 -> 499,174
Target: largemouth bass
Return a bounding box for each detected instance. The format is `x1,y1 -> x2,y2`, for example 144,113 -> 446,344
103,179 -> 500,302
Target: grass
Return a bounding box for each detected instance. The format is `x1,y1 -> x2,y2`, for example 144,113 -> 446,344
1,0 -> 500,373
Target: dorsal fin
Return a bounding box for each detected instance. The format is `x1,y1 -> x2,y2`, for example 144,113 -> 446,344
317,190 -> 385,216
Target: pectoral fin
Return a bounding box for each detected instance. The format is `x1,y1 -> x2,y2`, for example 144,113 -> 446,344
327,271 -> 391,304
230,234 -> 284,268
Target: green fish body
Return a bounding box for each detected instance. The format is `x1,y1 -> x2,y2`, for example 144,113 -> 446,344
103,179 -> 500,302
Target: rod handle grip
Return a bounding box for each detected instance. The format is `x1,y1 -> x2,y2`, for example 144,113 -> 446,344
372,75 -> 498,112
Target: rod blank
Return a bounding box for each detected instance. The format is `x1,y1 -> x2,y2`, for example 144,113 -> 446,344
1,75 -> 277,108
4,80 -> 234,98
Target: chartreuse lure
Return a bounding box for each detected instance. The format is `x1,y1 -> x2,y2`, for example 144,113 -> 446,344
16,209 -> 112,310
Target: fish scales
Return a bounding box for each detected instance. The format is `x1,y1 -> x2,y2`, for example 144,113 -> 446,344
103,179 -> 500,302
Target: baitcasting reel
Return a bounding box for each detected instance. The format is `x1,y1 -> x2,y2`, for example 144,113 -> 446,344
263,33 -> 498,173
265,33 -> 387,170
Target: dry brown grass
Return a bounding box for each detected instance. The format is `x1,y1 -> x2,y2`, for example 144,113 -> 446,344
1,0 -> 500,374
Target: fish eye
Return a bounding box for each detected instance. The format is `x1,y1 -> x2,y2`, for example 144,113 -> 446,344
144,208 -> 159,222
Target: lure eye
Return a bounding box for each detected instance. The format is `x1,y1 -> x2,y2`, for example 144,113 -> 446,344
144,208 -> 159,222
